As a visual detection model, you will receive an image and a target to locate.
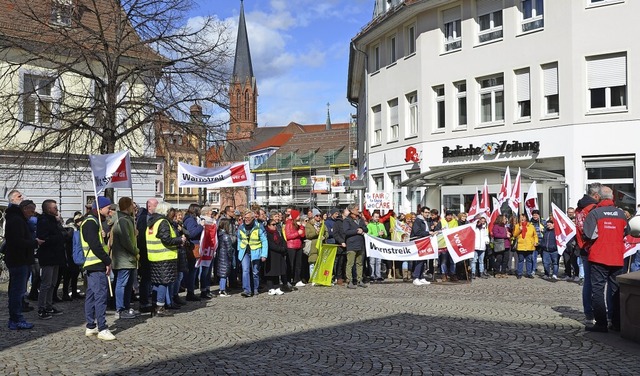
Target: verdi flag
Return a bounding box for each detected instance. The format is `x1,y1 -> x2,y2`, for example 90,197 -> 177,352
443,224 -> 476,263
508,167 -> 522,214
551,203 -> 576,256
623,235 -> 640,259
524,181 -> 539,220
309,244 -> 338,286
89,150 -> 132,195
497,166 -> 511,206
480,179 -> 491,220
467,189 -> 480,220
196,222 -> 218,268
488,197 -> 501,235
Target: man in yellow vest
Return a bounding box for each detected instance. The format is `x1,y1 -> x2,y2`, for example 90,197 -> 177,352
81,196 -> 115,341
237,210 -> 268,297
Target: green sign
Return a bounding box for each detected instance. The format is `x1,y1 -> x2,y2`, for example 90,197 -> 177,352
299,177 -> 308,186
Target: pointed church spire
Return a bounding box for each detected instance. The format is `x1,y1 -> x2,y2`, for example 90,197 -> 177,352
326,102 -> 332,130
233,0 -> 254,84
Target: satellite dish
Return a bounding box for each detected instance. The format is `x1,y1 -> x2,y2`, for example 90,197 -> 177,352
629,215 -> 640,238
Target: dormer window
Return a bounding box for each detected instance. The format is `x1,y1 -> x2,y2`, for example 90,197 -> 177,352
51,0 -> 73,27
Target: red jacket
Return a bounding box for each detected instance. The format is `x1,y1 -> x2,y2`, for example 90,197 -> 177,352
284,219 -> 305,249
583,199 -> 630,266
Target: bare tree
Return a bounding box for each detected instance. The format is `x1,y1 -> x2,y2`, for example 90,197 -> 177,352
0,0 -> 232,162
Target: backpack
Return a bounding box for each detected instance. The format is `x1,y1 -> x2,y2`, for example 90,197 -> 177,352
72,229 -> 85,266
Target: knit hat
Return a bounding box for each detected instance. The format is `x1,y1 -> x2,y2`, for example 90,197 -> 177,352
312,208 -> 321,217
329,208 -> 340,216
290,209 -> 300,220
92,196 -> 112,210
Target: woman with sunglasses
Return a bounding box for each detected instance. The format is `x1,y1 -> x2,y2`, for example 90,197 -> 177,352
265,219 -> 287,295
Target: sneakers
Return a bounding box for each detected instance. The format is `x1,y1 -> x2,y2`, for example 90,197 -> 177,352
46,307 -> 63,316
219,291 -> 230,297
551,275 -> 558,281
573,276 -> 581,283
357,282 -> 369,288
8,320 -> 34,330
240,291 -> 251,298
38,310 -> 52,320
274,288 -> 284,295
295,281 -> 306,287
118,310 -> 137,319
413,278 -> 426,286
347,282 -> 357,289
85,327 -> 99,336
268,289 -> 277,296
97,329 -> 116,341
128,308 -> 141,316
418,278 -> 431,285
200,292 -> 213,300
155,306 -> 173,317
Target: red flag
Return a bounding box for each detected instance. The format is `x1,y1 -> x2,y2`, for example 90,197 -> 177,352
443,224 -> 476,263
480,179 -> 490,219
467,190 -> 480,220
524,181 -> 539,219
488,197 -> 501,235
415,235 -> 438,259
624,235 -> 640,259
497,166 -> 511,205
551,203 -> 576,256
508,167 -> 521,214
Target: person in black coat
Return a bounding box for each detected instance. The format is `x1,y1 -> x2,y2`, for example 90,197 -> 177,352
35,200 -> 66,318
265,218 -> 287,295
332,208 -> 348,285
5,200 -> 43,329
342,204 -> 368,288
410,207 -> 431,286
216,218 -> 234,297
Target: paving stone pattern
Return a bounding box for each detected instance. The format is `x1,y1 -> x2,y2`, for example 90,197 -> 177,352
1,276 -> 639,375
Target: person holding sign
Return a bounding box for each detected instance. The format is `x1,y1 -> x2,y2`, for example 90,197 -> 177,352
367,211 -> 387,283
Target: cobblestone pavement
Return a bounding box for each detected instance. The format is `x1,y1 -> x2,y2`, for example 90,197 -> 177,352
1,275 -> 639,375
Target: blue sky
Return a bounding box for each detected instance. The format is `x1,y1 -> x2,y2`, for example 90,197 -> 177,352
191,0 -> 373,127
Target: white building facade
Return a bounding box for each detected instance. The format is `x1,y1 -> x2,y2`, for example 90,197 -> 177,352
348,0 -> 638,216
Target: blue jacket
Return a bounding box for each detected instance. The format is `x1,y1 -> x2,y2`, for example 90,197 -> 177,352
183,214 -> 203,245
541,227 -> 557,252
237,220 -> 268,261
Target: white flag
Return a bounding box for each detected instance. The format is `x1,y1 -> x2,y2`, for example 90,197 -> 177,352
89,150 -> 132,195
178,161 -> 252,188
551,203 -> 576,256
524,181 -> 539,220
467,189 -> 480,220
479,179 -> 491,220
508,167 -> 521,214
497,166 -> 511,205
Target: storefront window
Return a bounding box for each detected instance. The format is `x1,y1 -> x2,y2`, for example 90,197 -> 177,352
443,194 -> 461,214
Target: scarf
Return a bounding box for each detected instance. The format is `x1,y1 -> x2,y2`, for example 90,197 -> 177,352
520,220 -> 528,239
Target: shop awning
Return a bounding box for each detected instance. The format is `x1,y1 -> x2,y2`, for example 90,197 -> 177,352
399,165 -> 565,187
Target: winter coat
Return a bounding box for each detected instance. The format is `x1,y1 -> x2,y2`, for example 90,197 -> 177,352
332,217 -> 347,255
265,228 -> 287,277
216,230 -> 234,278
36,212 -> 67,266
410,215 -> 429,240
324,217 -> 336,244
584,199 -> 629,267
110,211 -> 139,270
183,214 -> 203,245
148,214 -> 180,285
284,218 -> 305,249
3,205 -> 37,268
171,220 -> 189,274
237,220 -> 268,261
343,215 -> 367,252
474,224 -> 490,251
305,219 -> 325,264
492,223 -> 511,249
513,222 -> 539,251
540,227 -> 558,252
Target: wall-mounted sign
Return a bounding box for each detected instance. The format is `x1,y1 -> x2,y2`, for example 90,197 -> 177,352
405,146 -> 421,163
443,140 -> 540,158
311,175 -> 329,194
331,175 -> 346,193
299,176 -> 308,187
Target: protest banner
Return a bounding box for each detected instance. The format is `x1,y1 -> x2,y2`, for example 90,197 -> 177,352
309,244 -> 338,286
365,234 -> 438,261
196,222 -> 218,268
443,224 -> 476,263
178,161 -> 252,188
89,150 -> 132,195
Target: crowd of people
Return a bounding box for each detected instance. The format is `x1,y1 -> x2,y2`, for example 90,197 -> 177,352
2,182 -> 638,339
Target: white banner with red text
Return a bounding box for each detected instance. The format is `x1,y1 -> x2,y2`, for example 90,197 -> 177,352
178,161 -> 252,188
365,234 -> 438,261
89,150 -> 132,195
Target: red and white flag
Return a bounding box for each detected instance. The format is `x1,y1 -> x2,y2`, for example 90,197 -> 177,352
480,179 -> 491,220
89,150 -> 132,195
551,203 -> 576,256
443,224 -> 476,263
196,222 -> 218,268
488,197 -> 501,235
497,166 -> 511,206
178,161 -> 252,188
508,167 -> 521,214
524,181 -> 539,220
467,189 -> 480,220
623,235 -> 640,259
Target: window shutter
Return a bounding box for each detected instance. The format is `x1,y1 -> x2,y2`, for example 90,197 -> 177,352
442,6 -> 461,24
587,54 -> 626,89
477,0 -> 502,15
389,99 -> 398,125
516,69 -> 530,102
543,63 -> 558,96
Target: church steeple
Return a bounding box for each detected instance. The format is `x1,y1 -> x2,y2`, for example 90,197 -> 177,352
228,0 -> 258,140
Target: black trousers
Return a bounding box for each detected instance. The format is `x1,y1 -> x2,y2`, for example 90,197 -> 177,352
590,262 -> 622,328
286,248 -> 302,284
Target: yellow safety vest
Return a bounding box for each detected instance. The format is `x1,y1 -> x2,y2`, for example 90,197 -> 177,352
145,219 -> 178,262
80,216 -> 108,268
239,224 -> 262,251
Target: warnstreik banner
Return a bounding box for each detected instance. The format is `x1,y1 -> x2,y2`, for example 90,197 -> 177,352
89,150 -> 132,195
365,234 -> 438,261
178,161 -> 252,188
